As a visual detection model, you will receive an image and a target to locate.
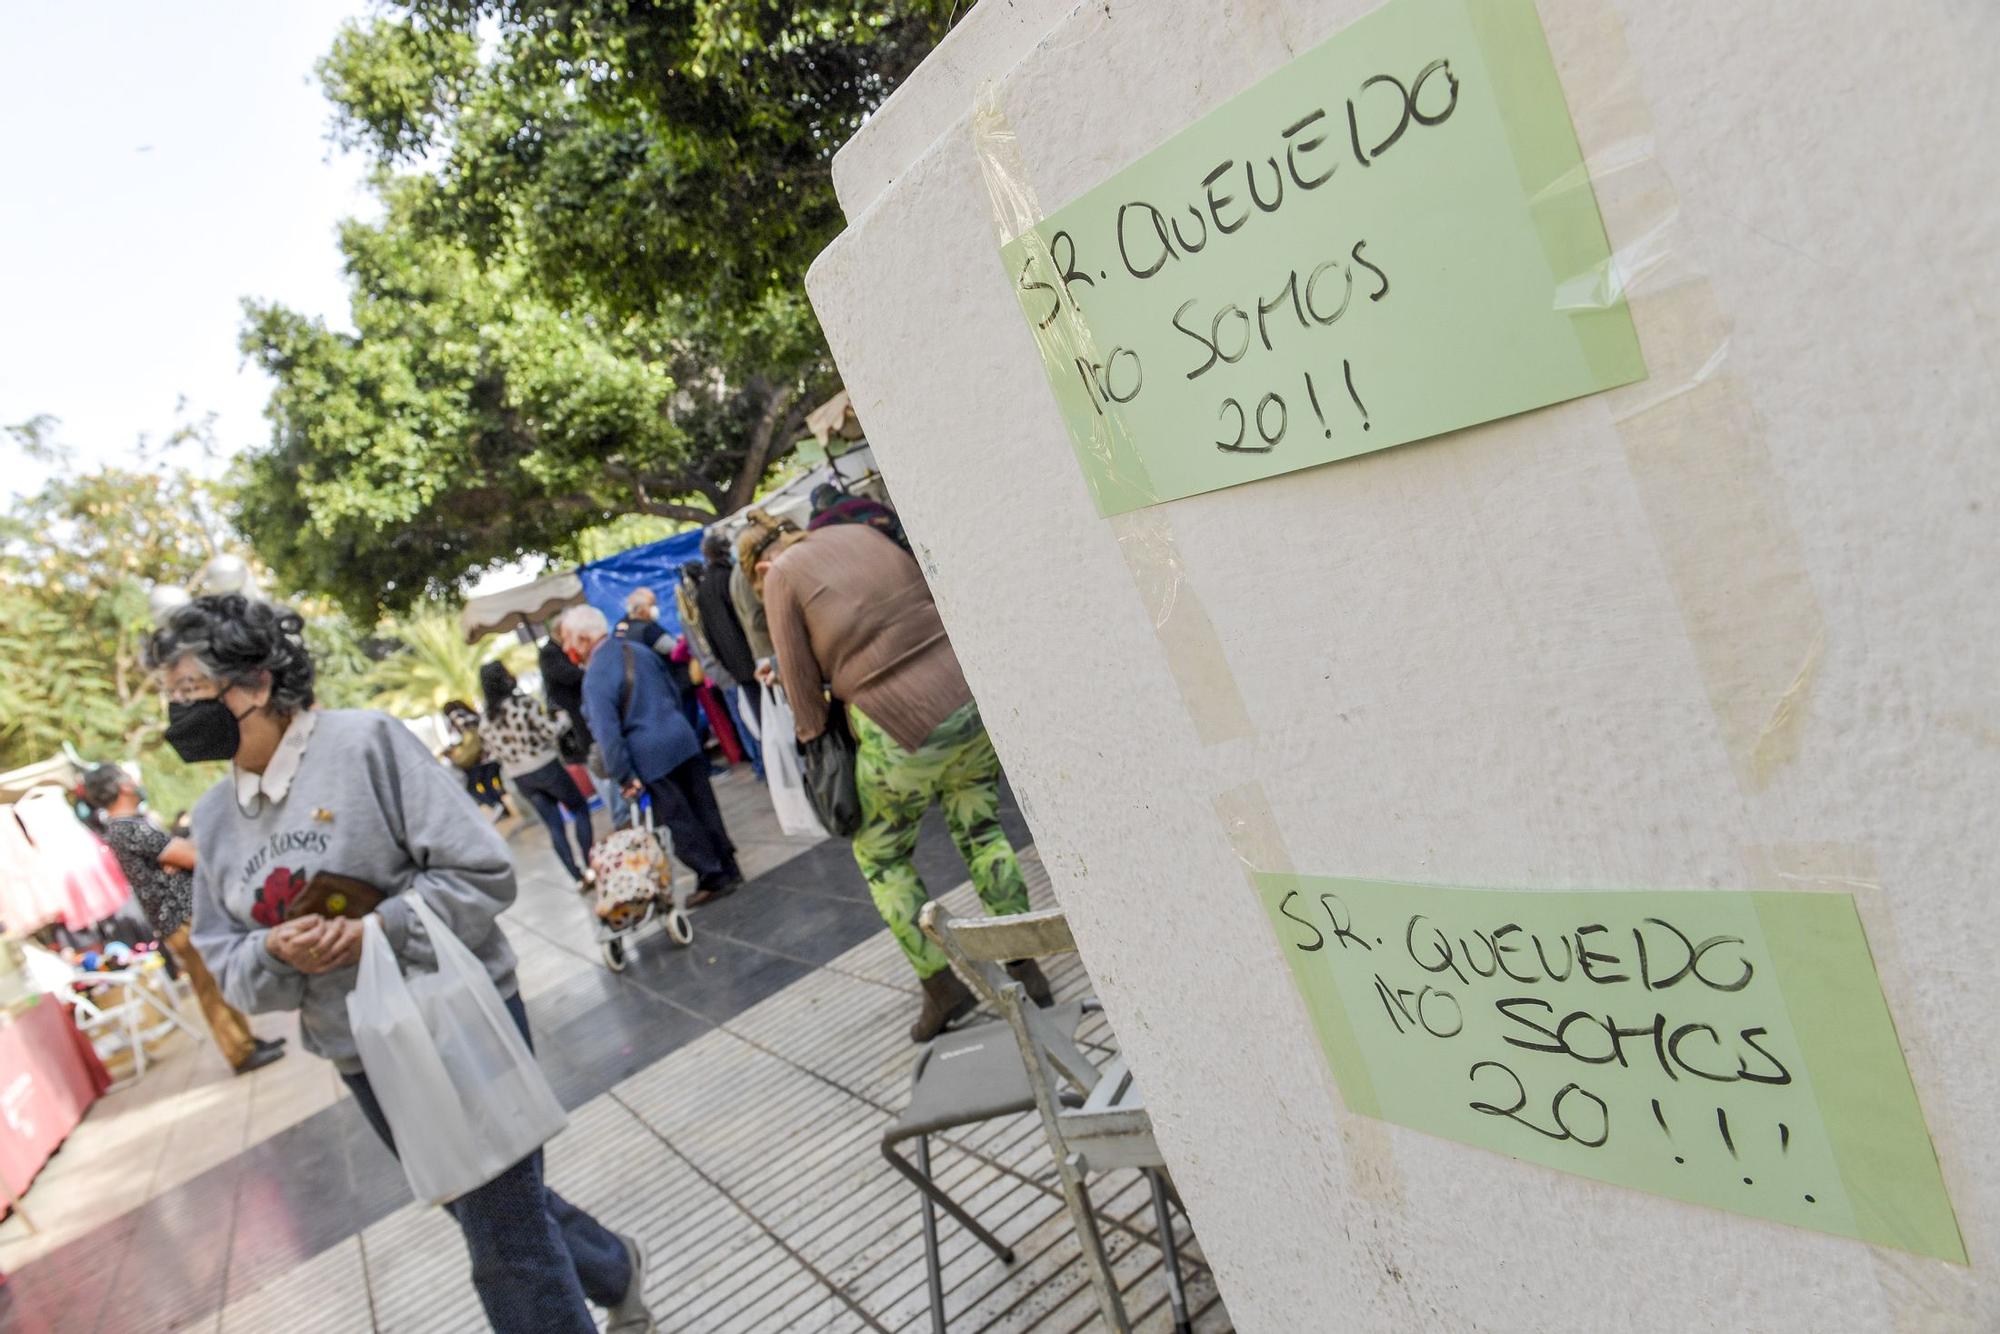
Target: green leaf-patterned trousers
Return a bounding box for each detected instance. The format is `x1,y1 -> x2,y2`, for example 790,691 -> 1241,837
850,700 -> 1030,978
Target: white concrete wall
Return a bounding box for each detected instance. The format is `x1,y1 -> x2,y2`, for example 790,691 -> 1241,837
808,0 -> 1999,1328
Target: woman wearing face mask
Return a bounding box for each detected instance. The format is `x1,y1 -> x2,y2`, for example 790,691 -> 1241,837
147,595 -> 656,1334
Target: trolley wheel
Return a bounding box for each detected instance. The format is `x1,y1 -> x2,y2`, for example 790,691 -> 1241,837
664,908 -> 694,947
600,936 -> 628,972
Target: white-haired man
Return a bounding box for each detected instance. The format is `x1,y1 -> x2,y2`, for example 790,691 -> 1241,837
617,588 -> 670,653
560,605 -> 741,902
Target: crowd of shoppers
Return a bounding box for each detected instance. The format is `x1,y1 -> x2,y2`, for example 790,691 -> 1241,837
70,480 -> 1029,1328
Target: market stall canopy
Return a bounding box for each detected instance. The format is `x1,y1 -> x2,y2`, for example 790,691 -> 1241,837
805,389 -> 864,445
576,529 -> 706,642
459,569 -> 585,644
465,446 -> 892,646
0,757 -> 77,807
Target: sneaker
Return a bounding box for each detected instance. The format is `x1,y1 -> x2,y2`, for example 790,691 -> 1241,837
606,1233 -> 656,1333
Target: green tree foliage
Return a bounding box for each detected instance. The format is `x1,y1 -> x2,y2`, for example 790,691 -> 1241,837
236,186 -> 706,618
319,1 -> 960,322
0,420 -> 222,775
0,418 -> 379,818
361,604 -> 538,721
235,1 -> 963,620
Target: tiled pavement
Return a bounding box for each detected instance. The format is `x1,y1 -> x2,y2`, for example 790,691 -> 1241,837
0,768 -> 1231,1333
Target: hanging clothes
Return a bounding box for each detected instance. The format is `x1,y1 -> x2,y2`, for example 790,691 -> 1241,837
0,805 -> 68,932
10,789 -> 130,931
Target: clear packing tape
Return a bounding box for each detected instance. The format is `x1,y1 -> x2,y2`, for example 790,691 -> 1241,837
965,0 -> 1967,1288
976,76 -> 1253,746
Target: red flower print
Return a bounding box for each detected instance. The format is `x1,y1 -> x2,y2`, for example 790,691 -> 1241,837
252,867 -> 307,928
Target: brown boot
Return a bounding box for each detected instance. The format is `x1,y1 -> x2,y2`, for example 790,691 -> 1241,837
1005,959 -> 1055,1008
911,968 -> 977,1043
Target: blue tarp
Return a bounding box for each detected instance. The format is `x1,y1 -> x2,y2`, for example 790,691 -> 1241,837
576,529 -> 706,641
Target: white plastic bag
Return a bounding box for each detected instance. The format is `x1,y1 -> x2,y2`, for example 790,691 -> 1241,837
761,683 -> 827,838
346,898 -> 567,1204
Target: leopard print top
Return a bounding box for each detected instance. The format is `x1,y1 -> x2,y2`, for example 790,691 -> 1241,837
482,694 -> 566,777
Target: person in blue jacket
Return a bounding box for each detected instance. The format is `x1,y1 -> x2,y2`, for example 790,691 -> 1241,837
560,605 -> 742,904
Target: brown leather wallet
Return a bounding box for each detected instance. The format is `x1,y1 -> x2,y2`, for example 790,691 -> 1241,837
288,872 -> 386,921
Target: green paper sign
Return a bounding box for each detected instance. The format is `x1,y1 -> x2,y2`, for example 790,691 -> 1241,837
1000,0 -> 1646,515
1254,873 -> 1965,1262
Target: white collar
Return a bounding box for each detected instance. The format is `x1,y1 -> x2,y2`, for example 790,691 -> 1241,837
234,710 -> 320,815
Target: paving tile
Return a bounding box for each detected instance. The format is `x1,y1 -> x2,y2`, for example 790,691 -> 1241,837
218,1237 -> 372,1334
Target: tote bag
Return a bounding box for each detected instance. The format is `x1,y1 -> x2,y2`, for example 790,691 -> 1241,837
760,684 -> 826,838
801,697 -> 863,839
347,898 -> 567,1204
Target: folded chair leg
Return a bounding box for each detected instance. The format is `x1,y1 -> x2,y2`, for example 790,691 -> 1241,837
127,1008 -> 145,1079
916,1136 -> 947,1334
883,1141 -> 1015,1263
1149,1169 -> 1192,1334
1061,1152 -> 1130,1333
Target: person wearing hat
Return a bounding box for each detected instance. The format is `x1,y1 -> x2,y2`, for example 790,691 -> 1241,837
807,484 -> 910,555
81,764 -> 286,1075
731,509 -> 799,669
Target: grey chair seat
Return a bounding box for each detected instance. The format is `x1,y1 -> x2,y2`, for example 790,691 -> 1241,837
882,1001 -> 1092,1332
887,1001 -> 1090,1142
919,904 -> 1193,1334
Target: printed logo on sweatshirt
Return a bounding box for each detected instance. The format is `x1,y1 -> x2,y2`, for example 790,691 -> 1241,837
251,867 -> 308,928
238,828 -> 331,886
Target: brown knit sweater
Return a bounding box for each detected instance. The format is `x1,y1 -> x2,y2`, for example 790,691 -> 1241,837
765,525 -> 972,751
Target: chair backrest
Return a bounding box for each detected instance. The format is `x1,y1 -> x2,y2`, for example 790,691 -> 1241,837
920,902 -> 1103,1101
20,946 -> 92,1014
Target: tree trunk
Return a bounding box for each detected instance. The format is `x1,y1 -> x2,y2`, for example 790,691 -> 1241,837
724,381 -> 807,513
634,498 -> 727,526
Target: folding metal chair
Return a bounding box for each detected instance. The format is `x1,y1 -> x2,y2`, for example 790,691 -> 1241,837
920,903 -> 1192,1334
882,1000 -> 1092,1332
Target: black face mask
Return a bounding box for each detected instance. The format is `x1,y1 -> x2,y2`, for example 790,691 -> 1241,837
164,698 -> 253,764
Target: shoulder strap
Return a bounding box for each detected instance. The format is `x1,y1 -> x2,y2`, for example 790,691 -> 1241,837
619,642 -> 636,717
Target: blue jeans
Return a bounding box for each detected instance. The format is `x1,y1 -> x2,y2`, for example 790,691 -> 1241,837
343,994 -> 630,1333
514,760 -> 594,881
604,775 -> 632,826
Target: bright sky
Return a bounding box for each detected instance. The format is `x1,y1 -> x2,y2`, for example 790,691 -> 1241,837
0,1 -> 376,501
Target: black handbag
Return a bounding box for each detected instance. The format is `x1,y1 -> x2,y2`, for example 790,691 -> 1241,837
801,699 -> 863,838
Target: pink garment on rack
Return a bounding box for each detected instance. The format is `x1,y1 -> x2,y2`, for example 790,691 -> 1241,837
9,791 -> 130,931
0,807 -> 68,932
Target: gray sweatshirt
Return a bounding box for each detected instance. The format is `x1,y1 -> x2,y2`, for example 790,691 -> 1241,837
189,709 -> 520,1073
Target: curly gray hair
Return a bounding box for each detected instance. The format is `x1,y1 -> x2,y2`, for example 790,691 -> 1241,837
143,594 -> 317,718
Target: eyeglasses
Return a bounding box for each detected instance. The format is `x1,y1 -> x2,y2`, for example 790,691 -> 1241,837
161,669 -> 226,706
